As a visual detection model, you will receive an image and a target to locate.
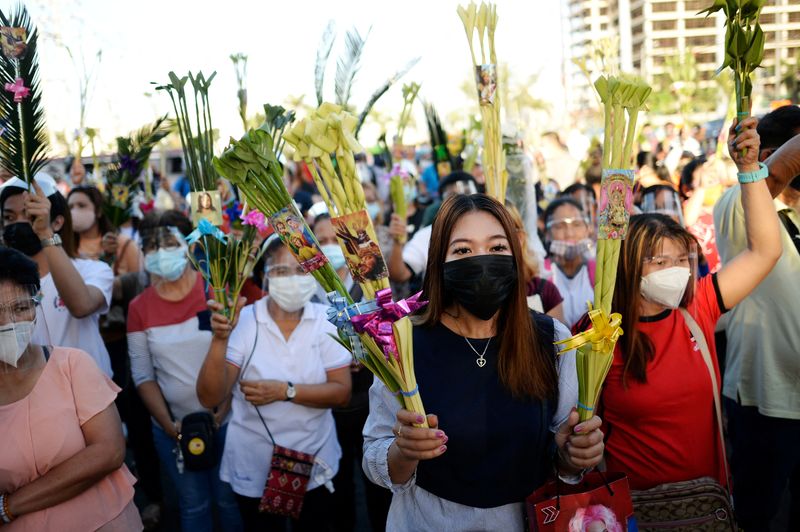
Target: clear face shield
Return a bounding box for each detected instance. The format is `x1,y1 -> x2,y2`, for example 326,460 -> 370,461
442,180 -> 478,200
0,282 -> 47,374
641,188 -> 685,226
140,226 -> 190,284
570,190 -> 598,228
546,215 -> 595,262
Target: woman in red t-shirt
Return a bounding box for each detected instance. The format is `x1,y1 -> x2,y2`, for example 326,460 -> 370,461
600,118 -> 782,491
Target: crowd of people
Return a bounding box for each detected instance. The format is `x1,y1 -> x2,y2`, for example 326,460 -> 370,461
0,104 -> 798,532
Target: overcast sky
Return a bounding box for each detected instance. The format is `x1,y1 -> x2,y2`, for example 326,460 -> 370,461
8,0 -> 566,152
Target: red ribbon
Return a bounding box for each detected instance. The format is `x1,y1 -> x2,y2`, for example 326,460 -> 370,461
5,77 -> 29,103
350,288 -> 427,361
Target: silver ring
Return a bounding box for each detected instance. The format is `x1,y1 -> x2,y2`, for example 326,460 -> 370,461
394,425 -> 403,439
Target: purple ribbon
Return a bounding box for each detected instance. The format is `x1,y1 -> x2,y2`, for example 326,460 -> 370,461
350,289 -> 427,361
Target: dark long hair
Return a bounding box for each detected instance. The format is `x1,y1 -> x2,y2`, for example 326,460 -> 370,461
418,194 -> 558,400
612,214 -> 697,384
67,186 -> 113,247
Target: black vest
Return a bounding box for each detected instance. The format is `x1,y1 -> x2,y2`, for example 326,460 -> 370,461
415,312 -> 557,508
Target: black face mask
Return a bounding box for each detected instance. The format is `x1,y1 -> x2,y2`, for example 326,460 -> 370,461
443,255 -> 518,321
3,222 -> 43,256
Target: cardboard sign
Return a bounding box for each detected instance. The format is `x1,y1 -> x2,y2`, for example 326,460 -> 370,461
331,209 -> 389,284
597,169 -> 634,240
0,27 -> 26,59
269,204 -> 328,273
190,190 -> 223,227
475,64 -> 497,106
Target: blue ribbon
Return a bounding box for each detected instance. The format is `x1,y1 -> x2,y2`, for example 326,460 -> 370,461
397,385 -> 419,398
577,402 -> 594,411
186,218 -> 228,245
325,291 -> 379,362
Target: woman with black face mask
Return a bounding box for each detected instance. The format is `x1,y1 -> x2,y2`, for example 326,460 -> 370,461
0,176 -> 114,377
362,194 -> 604,531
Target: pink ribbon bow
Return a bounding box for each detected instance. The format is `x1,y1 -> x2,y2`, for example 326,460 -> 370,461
241,209 -> 268,232
5,78 -> 29,103
350,289 -> 428,361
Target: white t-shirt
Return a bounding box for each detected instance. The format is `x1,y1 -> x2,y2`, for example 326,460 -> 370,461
33,258 -> 113,377
549,262 -> 594,329
222,298 -> 352,497
714,186 -> 800,419
402,224 -> 432,276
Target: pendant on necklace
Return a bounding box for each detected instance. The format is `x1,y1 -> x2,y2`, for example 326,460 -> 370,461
476,356 -> 487,368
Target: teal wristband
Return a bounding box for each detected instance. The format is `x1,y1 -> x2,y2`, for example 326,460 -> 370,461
737,162 -> 769,184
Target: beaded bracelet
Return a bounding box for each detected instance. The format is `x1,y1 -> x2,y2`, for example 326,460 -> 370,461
0,492 -> 14,524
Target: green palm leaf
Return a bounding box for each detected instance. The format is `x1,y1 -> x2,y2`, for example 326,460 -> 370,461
0,6 -> 48,183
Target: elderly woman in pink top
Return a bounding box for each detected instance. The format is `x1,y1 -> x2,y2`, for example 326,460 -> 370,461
0,247 -> 141,531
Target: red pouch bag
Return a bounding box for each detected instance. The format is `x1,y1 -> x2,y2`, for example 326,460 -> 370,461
526,471 -> 636,531
258,445 -> 315,519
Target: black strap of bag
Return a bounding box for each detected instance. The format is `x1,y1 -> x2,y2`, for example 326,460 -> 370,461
240,324 -> 278,446
778,209 -> 800,256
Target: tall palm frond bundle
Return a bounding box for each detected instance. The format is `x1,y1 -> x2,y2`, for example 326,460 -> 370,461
0,5 -> 48,184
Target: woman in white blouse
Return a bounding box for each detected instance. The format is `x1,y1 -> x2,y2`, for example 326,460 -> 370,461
197,235 -> 352,532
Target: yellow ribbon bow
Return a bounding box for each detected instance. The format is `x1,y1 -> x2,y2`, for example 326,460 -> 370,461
555,303 -> 624,354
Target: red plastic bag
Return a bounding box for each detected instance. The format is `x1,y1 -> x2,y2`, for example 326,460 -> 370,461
526,471 -> 635,531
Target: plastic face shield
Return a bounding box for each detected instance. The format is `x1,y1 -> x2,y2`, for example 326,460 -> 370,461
546,215 -> 591,242
140,226 -> 186,257
641,188 -> 685,226
443,180 -> 478,199
0,282 -> 46,373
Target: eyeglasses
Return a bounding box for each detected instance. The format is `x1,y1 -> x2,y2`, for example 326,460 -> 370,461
266,264 -> 307,278
643,254 -> 696,268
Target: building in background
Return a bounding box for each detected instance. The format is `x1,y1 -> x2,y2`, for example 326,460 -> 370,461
562,0 -> 616,117
563,0 -> 800,125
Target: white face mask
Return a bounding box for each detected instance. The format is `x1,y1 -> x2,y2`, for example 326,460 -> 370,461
0,320 -> 34,367
70,208 -> 96,233
640,267 -> 691,309
269,275 -> 318,313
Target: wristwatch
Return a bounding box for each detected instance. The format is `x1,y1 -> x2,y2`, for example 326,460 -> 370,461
737,162 -> 769,184
40,234 -> 62,248
285,381 -> 296,401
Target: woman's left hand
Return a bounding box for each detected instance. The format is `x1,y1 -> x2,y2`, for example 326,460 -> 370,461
101,232 -> 119,256
555,408 -> 604,471
240,379 -> 288,406
728,116 -> 761,172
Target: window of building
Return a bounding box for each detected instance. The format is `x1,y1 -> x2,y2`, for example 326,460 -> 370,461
684,0 -> 706,10
760,13 -> 775,24
653,19 -> 677,31
687,35 -> 716,47
685,17 -> 715,29
632,6 -> 643,19
789,11 -> 800,23
789,29 -> 800,41
654,37 -> 678,48
696,52 -> 716,64
652,2 -> 678,13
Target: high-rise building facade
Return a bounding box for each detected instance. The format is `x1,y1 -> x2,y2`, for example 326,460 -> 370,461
563,0 -> 800,120
563,0 -> 616,114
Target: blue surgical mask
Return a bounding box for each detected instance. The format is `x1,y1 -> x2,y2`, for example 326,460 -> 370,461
321,244 -> 346,271
404,184 -> 418,204
367,202 -> 381,221
145,247 -> 188,281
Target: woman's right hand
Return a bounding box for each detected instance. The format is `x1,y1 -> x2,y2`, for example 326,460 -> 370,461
209,297 -> 246,340
392,409 -> 448,462
25,180 -> 54,240
388,213 -> 407,243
